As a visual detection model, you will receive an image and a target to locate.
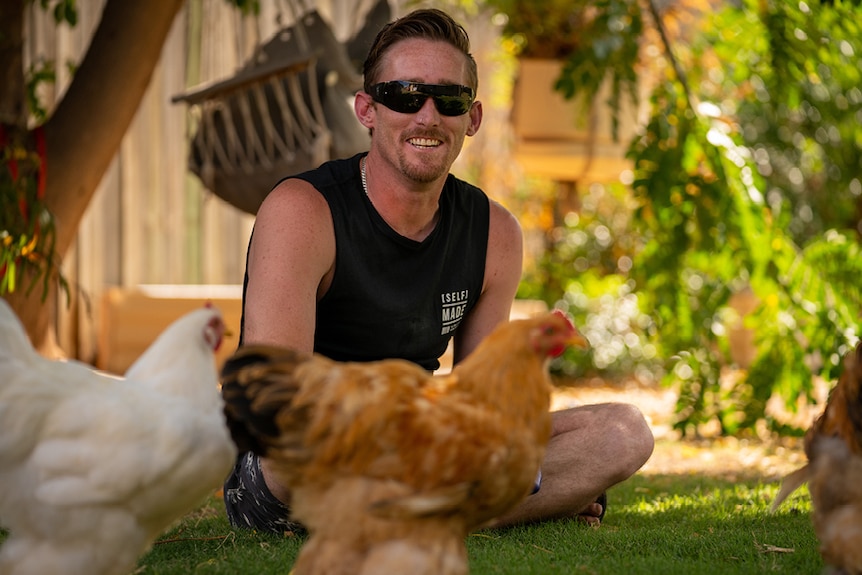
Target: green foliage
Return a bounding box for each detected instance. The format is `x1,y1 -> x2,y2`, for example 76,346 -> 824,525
711,0 -> 862,245
519,185 -> 660,381
482,0 -> 590,58
25,60 -> 56,123
625,0 -> 862,436
516,0 -> 862,436
553,0 -> 643,141
35,0 -> 78,26
0,126 -> 67,302
230,0 -> 260,15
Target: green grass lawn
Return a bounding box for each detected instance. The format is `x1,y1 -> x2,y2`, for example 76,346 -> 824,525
135,460 -> 822,575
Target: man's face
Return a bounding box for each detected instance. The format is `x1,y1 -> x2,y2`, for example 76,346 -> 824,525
360,38 -> 482,184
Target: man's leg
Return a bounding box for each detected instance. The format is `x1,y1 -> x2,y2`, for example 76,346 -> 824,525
487,402 -> 654,527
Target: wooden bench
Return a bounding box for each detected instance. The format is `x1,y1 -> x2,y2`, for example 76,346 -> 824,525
98,285 -> 244,375
98,285 -> 547,375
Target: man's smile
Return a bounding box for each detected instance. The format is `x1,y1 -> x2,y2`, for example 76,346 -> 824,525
408,137 -> 442,148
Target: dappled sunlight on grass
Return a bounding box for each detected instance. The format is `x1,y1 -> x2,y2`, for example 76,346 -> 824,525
553,381 -> 809,482
642,436 -> 807,481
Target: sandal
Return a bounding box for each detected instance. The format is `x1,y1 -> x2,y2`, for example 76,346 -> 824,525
596,491 -> 607,522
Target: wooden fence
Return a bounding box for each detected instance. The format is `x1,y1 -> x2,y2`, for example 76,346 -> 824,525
25,0 -> 383,366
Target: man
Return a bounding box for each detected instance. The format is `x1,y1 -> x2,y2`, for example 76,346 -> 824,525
223,7 -> 654,534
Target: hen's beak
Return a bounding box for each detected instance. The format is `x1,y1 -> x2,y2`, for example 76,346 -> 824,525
567,330 -> 590,349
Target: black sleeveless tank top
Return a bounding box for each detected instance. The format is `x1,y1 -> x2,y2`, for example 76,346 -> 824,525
240,153 -> 490,371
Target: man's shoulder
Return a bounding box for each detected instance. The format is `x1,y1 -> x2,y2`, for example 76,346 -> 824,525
446,172 -> 486,196
445,173 -> 490,219
488,198 -> 522,235
444,174 -> 519,228
271,154 -> 362,190
258,176 -> 332,224
309,154 -> 362,180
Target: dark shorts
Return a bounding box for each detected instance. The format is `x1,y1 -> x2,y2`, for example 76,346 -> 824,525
223,453 -> 544,534
222,452 -> 306,535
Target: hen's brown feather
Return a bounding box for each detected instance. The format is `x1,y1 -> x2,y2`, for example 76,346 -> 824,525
220,312 -> 586,575
772,342 -> 862,574
808,344 -> 862,458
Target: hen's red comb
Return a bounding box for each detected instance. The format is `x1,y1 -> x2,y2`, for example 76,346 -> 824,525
552,308 -> 575,329
551,309 -> 589,350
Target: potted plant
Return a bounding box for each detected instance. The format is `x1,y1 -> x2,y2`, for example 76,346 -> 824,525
484,0 -> 647,182
486,0 -> 587,59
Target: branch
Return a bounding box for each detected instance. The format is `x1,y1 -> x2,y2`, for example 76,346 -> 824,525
644,0 -> 695,110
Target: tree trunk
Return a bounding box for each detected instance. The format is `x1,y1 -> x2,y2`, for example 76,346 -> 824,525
2,0 -> 184,353
0,1 -> 26,124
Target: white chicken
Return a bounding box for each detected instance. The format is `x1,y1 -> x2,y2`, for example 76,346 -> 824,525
0,299 -> 237,575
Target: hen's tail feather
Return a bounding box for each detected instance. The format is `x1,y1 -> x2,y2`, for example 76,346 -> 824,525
770,464 -> 810,512
220,345 -> 310,456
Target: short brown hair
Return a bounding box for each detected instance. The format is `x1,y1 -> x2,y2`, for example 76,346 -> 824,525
362,8 -> 478,95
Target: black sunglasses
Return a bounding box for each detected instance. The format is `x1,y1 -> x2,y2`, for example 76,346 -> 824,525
369,81 -> 475,117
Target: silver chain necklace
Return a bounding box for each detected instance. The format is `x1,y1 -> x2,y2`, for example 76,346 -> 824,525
360,156 -> 369,196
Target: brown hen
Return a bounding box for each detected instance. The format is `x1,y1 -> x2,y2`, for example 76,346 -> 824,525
772,341 -> 862,574
220,311 -> 587,575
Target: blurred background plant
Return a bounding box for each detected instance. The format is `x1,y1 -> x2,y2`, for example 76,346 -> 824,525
0,125 -> 66,303
0,0 -> 72,303
490,0 -> 862,437
516,181 -> 660,383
